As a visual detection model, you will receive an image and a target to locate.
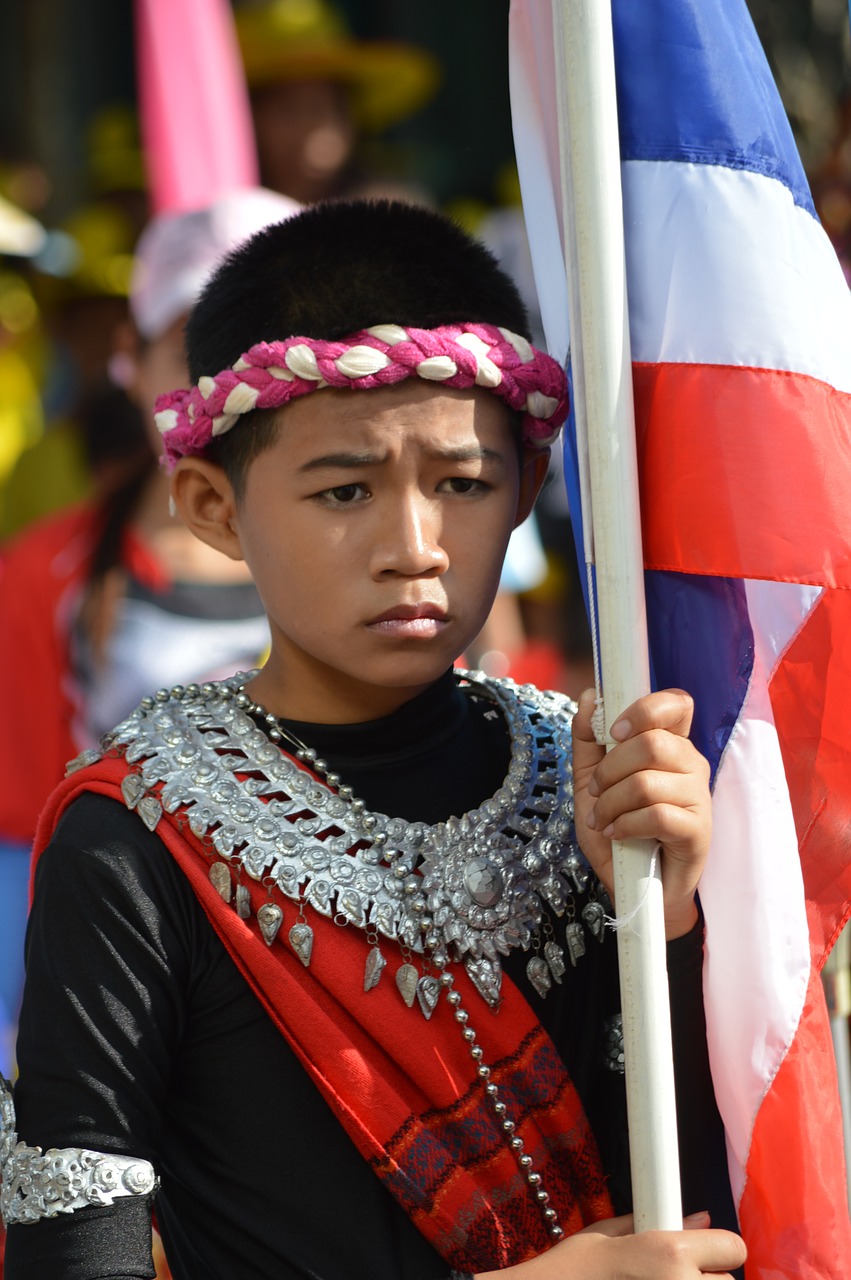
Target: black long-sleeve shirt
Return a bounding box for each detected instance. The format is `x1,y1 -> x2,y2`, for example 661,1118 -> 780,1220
6,671 -> 736,1279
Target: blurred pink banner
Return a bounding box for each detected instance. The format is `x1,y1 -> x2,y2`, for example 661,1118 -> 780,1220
136,0 -> 259,214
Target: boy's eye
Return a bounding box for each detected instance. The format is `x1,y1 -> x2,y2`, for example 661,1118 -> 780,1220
440,477 -> 487,495
319,483 -> 369,504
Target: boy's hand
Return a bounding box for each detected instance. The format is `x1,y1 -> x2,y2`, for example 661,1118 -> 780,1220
571,688 -> 711,939
475,1212 -> 746,1278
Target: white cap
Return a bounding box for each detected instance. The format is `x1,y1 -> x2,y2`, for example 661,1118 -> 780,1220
130,187 -> 300,340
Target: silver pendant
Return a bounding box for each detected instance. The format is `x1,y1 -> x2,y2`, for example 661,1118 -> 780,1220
582,901 -> 606,941
416,976 -> 441,1019
565,921 -> 586,966
364,946 -> 386,991
289,921 -> 314,967
235,883 -> 252,920
544,939 -> 566,983
395,963 -> 419,1008
121,773 -> 146,809
137,795 -> 162,831
65,747 -> 103,776
257,901 -> 283,946
209,862 -> 232,902
465,955 -> 502,1007
526,955 -> 552,999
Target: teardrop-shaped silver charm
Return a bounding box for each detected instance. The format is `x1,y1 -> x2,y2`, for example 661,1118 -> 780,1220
544,940 -> 566,984
65,747 -> 103,776
289,921 -> 314,967
364,946 -> 386,992
465,955 -> 502,1008
582,900 -> 607,941
209,862 -> 232,902
257,901 -> 283,946
235,883 -> 252,920
121,773 -> 146,809
416,976 -> 441,1020
526,955 -> 552,999
565,921 -> 586,966
395,963 -> 419,1008
137,795 -> 162,831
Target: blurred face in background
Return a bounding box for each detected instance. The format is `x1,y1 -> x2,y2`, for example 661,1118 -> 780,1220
127,314 -> 189,456
251,79 -> 355,204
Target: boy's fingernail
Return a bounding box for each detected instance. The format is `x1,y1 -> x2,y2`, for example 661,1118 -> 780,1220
585,810 -> 597,830
610,718 -> 631,741
684,1210 -> 711,1226
578,688 -> 596,712
587,777 -> 600,797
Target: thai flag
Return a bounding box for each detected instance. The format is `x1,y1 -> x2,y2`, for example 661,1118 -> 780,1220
509,1 -> 851,1274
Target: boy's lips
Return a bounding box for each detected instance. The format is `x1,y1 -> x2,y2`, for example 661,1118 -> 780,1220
366,603 -> 449,637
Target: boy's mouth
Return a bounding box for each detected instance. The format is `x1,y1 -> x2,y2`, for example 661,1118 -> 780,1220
366,603 -> 448,638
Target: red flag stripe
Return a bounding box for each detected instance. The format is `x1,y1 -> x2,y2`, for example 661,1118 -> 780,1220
737,964 -> 851,1275
634,362 -> 851,588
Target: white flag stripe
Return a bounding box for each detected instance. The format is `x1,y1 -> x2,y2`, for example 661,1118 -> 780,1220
508,0 -> 571,363
623,162 -> 851,389
701,579 -> 814,1201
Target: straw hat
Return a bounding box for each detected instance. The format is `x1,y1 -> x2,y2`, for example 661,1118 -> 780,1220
235,0 -> 439,131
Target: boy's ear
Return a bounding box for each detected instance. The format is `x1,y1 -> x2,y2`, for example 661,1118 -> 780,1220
170,458 -> 245,562
514,446 -> 550,528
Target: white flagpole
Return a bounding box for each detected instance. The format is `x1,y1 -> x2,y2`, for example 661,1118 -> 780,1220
551,0 -> 682,1229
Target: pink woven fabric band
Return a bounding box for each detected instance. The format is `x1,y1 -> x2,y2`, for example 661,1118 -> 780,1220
155,322 -> 568,468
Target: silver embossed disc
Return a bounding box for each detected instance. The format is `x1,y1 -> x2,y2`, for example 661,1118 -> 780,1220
544,939 -> 566,983
289,921 -> 314,967
364,946 -> 386,992
462,856 -> 505,908
257,901 -> 283,945
416,976 -> 440,1019
582,901 -> 606,941
526,955 -> 552,999
565,921 -> 586,967
120,774 -> 146,810
209,862 -> 232,902
136,795 -> 162,832
235,883 -> 252,920
395,963 -> 419,1008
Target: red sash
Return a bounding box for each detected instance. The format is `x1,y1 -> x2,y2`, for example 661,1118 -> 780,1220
35,758 -> 613,1272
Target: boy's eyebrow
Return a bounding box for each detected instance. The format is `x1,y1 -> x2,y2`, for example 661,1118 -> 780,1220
298,444 -> 506,472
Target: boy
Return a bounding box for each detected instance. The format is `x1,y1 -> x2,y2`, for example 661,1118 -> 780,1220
1,200 -> 746,1279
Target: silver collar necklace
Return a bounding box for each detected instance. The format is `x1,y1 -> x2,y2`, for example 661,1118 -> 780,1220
94,669 -> 604,1013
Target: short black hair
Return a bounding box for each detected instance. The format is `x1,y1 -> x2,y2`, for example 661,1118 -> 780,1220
185,199 -> 529,493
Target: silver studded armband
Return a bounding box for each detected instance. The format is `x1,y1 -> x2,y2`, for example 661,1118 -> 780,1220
0,1076 -> 158,1227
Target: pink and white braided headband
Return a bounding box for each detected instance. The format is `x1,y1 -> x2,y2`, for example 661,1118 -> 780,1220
155,322 -> 568,468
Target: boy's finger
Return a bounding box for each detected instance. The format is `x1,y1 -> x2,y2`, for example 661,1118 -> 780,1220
587,730 -> 709,798
609,688 -> 695,742
572,689 -> 606,777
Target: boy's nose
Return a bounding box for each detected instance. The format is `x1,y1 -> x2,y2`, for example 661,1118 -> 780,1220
369,495 -> 449,578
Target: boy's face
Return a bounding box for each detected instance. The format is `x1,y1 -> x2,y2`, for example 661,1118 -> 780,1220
203,380 -> 544,723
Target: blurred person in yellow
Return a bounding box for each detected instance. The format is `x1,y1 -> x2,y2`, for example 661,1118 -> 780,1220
235,0 -> 439,204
